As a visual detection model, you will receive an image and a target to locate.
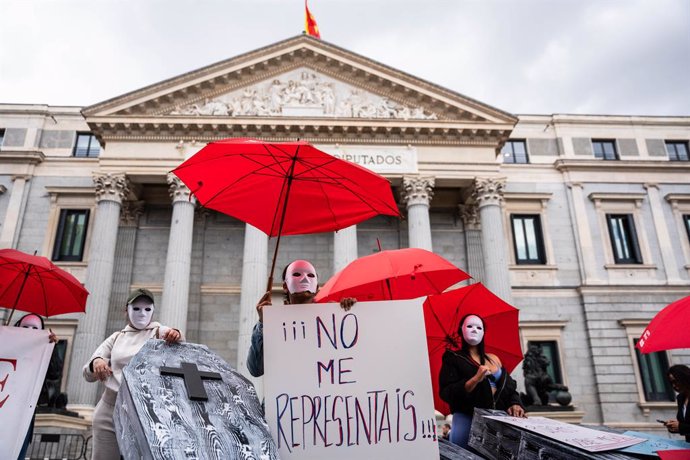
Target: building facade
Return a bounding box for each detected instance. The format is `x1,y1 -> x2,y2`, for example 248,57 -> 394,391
1,36 -> 689,433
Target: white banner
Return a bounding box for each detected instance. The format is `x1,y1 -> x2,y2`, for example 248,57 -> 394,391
264,299 -> 439,460
0,326 -> 55,459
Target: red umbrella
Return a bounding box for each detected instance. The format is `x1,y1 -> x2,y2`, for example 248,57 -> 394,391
314,248 -> 470,303
423,283 -> 522,415
636,294 -> 690,354
172,138 -> 400,289
0,249 -> 89,325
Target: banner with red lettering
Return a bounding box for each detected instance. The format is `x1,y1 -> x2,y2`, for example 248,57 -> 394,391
0,326 -> 54,459
264,299 -> 439,460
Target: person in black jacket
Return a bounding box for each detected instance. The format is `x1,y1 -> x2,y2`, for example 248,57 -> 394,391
439,314 -> 525,448
664,364 -> 690,442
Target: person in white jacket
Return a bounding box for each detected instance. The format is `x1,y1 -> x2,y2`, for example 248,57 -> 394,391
83,288 -> 182,460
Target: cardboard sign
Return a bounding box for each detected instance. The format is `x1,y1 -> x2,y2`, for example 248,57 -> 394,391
0,326 -> 54,459
484,416 -> 645,452
264,299 -> 439,460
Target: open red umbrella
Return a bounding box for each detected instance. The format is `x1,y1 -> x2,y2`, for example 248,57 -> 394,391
172,138 -> 400,290
636,294 -> 690,354
423,283 -> 522,415
0,249 -> 89,325
314,248 -> 470,303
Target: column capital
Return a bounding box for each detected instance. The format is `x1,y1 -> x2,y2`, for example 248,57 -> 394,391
93,173 -> 130,204
401,176 -> 435,208
472,177 -> 506,208
459,203 -> 481,230
167,173 -> 196,204
120,200 -> 145,227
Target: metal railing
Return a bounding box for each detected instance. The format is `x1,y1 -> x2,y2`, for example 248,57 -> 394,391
26,433 -> 91,460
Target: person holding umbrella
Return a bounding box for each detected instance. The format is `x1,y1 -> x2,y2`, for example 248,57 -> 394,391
663,364 -> 690,442
82,289 -> 182,460
439,314 -> 525,448
247,260 -> 355,377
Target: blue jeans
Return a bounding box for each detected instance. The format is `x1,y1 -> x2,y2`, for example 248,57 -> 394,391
450,412 -> 472,448
17,417 -> 34,460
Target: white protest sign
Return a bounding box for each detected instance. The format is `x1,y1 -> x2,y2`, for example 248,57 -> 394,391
484,416 -> 645,452
0,326 -> 55,459
264,299 -> 439,460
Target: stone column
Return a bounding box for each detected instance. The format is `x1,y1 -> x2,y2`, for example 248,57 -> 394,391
473,177 -> 512,303
0,176 -> 29,248
401,176 -> 435,251
460,203 -> 485,283
159,174 -> 196,330
333,225 -> 358,273
67,173 -> 129,408
237,224 -> 268,397
567,182 -> 598,284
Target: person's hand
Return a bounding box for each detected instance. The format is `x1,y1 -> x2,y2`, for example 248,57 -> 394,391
48,328 -> 58,343
257,291 -> 272,322
666,420 -> 680,433
339,297 -> 357,311
162,328 -> 181,344
475,364 -> 491,382
507,405 -> 526,418
92,358 -> 112,382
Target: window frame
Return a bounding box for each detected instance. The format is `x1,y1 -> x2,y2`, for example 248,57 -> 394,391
510,214 -> 547,264
592,139 -> 619,161
51,209 -> 90,262
42,187 -> 96,278
665,194 -> 690,276
665,140 -> 690,161
520,321 -> 569,391
589,193 -> 654,270
606,213 -> 643,264
72,132 -> 101,158
620,319 -> 677,412
501,139 -> 529,164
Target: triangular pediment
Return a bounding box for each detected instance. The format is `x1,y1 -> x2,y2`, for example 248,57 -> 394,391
84,36 -> 515,126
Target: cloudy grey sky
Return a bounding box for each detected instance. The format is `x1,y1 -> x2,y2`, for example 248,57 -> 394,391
1,0 -> 688,116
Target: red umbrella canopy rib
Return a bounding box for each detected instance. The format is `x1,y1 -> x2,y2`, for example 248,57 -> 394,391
423,283 -> 522,416
315,248 -> 470,302
636,294 -> 690,354
0,249 -> 89,320
172,138 -> 400,237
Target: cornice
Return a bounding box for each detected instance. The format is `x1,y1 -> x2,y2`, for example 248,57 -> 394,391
0,150 -> 45,165
555,158 -> 690,174
87,118 -> 513,147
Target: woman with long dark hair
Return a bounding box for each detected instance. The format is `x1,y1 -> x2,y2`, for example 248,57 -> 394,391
664,364 -> 690,442
439,314 -> 525,448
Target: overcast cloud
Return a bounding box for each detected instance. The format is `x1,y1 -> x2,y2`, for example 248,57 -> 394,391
1,0 -> 688,116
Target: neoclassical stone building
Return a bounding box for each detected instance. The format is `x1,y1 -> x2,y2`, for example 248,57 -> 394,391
1,36 -> 689,434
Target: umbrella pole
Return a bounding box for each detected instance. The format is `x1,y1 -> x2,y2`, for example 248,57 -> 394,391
4,265 -> 31,326
266,149 -> 299,292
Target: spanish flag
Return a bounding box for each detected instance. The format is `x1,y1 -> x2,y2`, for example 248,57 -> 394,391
305,0 -> 321,39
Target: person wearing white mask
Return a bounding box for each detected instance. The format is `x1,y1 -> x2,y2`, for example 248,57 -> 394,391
439,314 -> 524,448
247,260 -> 355,378
83,288 -> 182,460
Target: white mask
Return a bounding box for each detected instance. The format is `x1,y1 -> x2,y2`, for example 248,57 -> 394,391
127,298 -> 154,330
462,315 -> 484,346
18,315 -> 43,330
285,260 -> 318,295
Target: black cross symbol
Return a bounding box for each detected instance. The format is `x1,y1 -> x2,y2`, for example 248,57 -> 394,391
159,362 -> 223,401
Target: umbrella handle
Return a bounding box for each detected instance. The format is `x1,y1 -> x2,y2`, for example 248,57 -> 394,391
266,275 -> 274,293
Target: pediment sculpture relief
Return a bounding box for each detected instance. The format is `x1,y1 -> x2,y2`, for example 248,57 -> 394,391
170,69 -> 438,120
